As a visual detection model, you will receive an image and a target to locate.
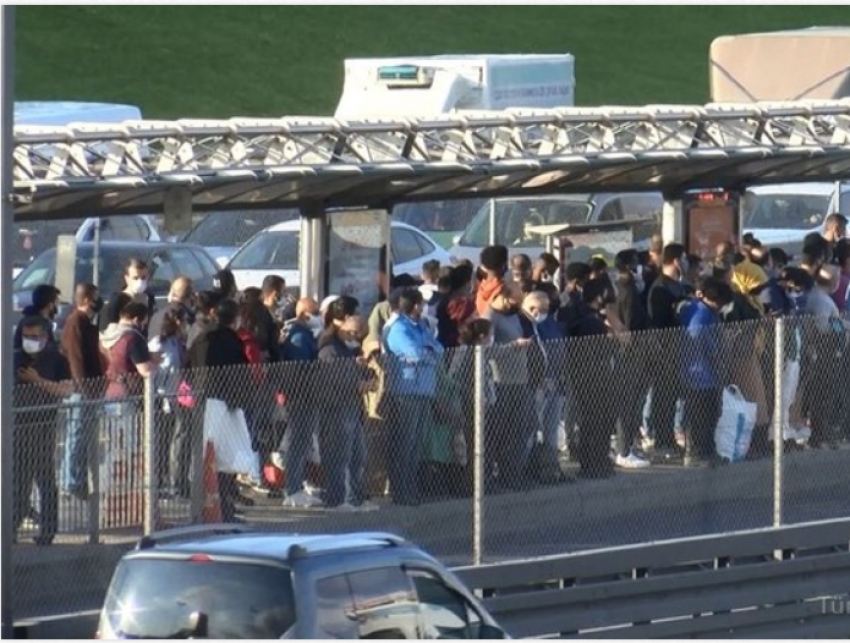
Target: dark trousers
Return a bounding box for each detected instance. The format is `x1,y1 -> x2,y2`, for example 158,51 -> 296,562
575,385 -> 615,477
386,396 -> 429,506
615,348 -> 649,457
683,387 -> 722,459
14,422 -> 58,542
155,407 -> 177,491
490,384 -> 536,489
648,351 -> 681,449
319,408 -> 367,507
809,353 -> 840,446
173,405 -> 201,498
217,472 -> 239,522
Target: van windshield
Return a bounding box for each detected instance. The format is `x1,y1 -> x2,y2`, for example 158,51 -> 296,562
458,197 -> 592,247
101,558 -> 296,639
742,192 -> 831,230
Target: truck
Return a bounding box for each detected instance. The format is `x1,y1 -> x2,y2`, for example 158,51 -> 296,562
336,54 -> 576,246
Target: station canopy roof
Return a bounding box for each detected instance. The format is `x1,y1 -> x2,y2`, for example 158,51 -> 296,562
11,100 -> 850,221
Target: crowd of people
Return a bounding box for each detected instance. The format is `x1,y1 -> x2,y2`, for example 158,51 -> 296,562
12,211 -> 850,539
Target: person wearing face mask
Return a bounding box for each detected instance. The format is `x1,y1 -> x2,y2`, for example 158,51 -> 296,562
646,243 -> 691,458
520,291 -> 566,475
384,288 -> 443,505
147,276 -> 194,341
482,283 -> 536,490
317,306 -> 375,510
60,283 -> 106,500
14,284 -> 61,351
678,277 -> 734,467
14,316 -> 74,545
100,258 -> 156,333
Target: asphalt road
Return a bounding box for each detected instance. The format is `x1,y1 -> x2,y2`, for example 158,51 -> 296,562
9,446 -> 850,635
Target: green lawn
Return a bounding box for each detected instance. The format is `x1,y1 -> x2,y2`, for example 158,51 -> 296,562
15,6 -> 850,119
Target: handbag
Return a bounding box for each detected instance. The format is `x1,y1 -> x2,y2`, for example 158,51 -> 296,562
714,385 -> 757,462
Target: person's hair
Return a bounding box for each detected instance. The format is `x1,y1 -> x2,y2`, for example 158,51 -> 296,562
75,282 -> 99,305
699,276 -> 734,306
421,259 -> 441,283
475,265 -> 488,283
614,249 -> 637,273
437,274 -> 453,292
686,254 -> 703,272
327,295 -> 359,325
450,263 -> 474,292
768,247 -> 789,268
242,287 -> 262,303
711,258 -> 734,281
835,239 -> 850,267
31,284 -> 60,310
397,288 -> 424,317
480,245 -> 508,272
120,301 -> 149,322
661,243 -> 687,266
261,274 -> 286,296
801,240 -> 827,266
160,307 -> 187,339
124,257 -> 148,274
391,273 -> 419,289
108,293 -> 134,324
212,269 -> 236,295
539,252 -> 559,276
518,278 -> 534,294
196,290 -> 221,315
216,298 -> 240,327
826,212 -> 848,230
582,277 -> 610,304
780,266 -> 814,291
565,262 -> 592,283
589,256 -> 609,274
239,299 -> 266,336
438,265 -> 453,280
512,253 -> 532,270
459,318 -> 492,346
20,314 -> 50,332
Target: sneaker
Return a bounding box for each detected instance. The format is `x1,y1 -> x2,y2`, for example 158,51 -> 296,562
641,435 -> 656,452
615,453 -> 651,469
304,481 -> 323,498
270,452 -> 285,470
355,500 -> 380,512
282,491 -> 323,509
327,503 -> 358,513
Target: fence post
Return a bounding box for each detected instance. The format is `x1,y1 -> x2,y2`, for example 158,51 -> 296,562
142,376 -> 157,535
773,316 -> 785,530
473,345 -> 485,566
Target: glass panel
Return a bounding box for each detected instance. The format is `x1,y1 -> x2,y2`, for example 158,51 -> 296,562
229,232 -> 300,270
316,574 -> 358,639
348,567 -> 419,639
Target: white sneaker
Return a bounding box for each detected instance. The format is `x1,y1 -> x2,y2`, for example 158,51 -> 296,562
304,481 -> 323,498
616,453 -> 651,469
356,500 -> 380,512
641,435 -> 656,452
327,503 -> 357,513
283,491 -> 323,509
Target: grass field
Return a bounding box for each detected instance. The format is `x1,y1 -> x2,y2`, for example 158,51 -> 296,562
15,6 -> 850,119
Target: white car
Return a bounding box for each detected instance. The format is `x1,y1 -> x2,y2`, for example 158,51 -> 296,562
226,220 -> 452,292
742,182 -> 850,256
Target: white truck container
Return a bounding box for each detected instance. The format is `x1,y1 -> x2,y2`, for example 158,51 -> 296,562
14,101 -> 142,125
335,54 -> 575,119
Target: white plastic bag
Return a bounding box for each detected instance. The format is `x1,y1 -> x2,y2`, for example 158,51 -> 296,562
203,398 -> 256,474
715,385 -> 757,462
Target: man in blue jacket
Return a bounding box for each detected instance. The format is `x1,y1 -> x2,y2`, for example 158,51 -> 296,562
383,288 -> 443,506
679,277 -> 734,466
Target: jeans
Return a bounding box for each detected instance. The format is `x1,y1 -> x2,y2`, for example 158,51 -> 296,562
386,396 -> 430,506
535,382 -> 565,451
284,406 -> 319,497
319,409 -> 367,507
615,350 -> 649,457
15,421 -> 58,541
491,384 -> 536,489
61,398 -> 98,496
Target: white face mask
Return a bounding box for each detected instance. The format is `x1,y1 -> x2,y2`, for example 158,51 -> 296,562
22,338 -> 44,355
484,336 -> 495,348
129,278 -> 147,296
534,313 -> 549,325
344,339 -> 361,351
719,302 -> 734,316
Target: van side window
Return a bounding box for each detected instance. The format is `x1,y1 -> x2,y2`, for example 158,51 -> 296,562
407,569 -> 482,639
348,566 -> 420,639
598,198 -> 624,222
316,574 -> 358,639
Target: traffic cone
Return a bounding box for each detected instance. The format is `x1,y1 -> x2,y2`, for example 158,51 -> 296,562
201,441 -> 223,523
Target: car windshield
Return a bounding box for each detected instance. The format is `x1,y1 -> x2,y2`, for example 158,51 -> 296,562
458,197 -> 592,247
742,192 -> 832,230
229,231 -> 300,270
101,558 -> 296,639
185,210 -> 299,247
12,219 -> 86,268
13,247 -> 129,294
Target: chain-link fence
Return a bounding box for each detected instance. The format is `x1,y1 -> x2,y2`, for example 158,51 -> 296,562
9,313 -> 850,620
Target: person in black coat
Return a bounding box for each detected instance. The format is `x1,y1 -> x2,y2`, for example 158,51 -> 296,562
187,298 -> 250,522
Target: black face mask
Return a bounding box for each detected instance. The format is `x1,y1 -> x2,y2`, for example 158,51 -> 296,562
505,304 -> 520,315
92,297 -> 104,314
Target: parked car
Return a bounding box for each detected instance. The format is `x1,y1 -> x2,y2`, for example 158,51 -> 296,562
12,215 -> 162,278
393,199 -> 486,249
96,526 -> 505,639
227,220 -> 452,292
182,209 -> 300,268
448,192 -> 663,264
12,240 -> 220,331
742,182 -> 850,257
